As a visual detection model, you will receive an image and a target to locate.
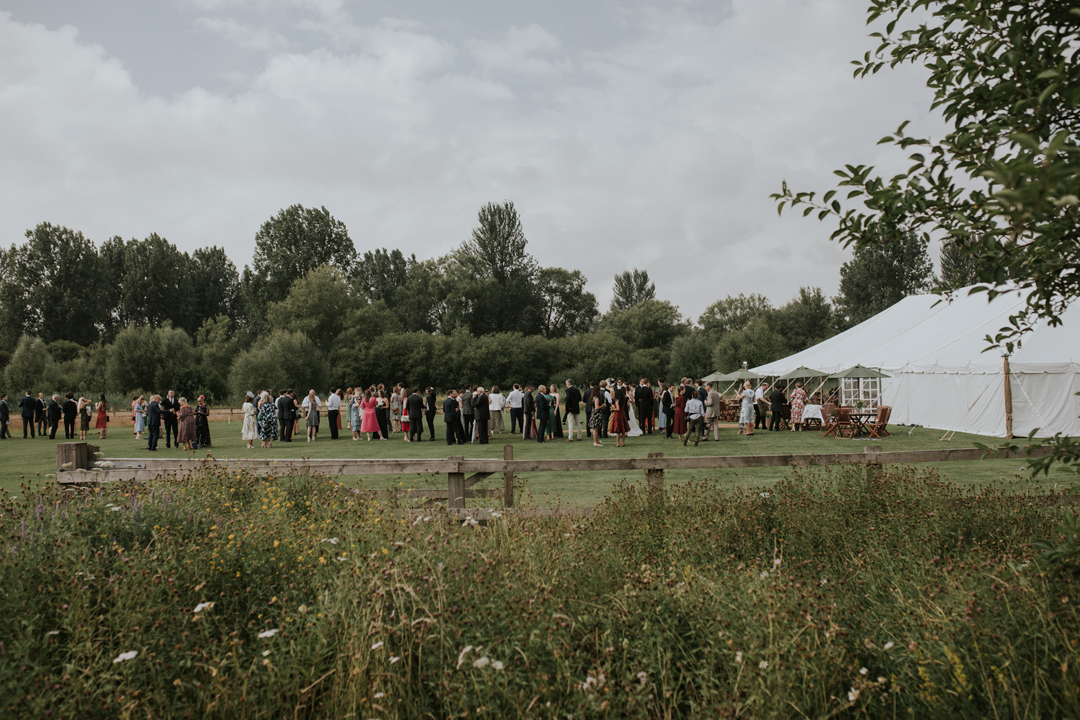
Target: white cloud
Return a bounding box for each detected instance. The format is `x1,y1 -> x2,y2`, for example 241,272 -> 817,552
469,24 -> 572,76
0,2 -> 942,318
196,16 -> 289,51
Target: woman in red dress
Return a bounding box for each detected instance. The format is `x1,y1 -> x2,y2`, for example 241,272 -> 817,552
672,386 -> 688,437
609,386 -> 631,447
95,394 -> 109,440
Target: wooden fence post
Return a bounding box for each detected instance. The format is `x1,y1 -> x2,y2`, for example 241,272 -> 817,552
447,456 -> 465,510
56,442 -> 92,473
503,445 -> 514,508
646,452 -> 664,493
864,446 -> 882,482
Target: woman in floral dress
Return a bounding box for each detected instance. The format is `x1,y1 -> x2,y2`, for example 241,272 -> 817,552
789,381 -> 809,431
258,391 -> 278,448
589,388 -> 605,446
176,398 -> 197,451
739,381 -> 756,436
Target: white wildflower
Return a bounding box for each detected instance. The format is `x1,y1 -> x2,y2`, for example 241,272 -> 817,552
735,651 -> 743,663
758,660 -> 768,670
390,656 -> 400,664
820,578 -> 828,586
759,571 -> 769,580
462,516 -> 479,527
493,660 -> 504,671
759,491 -> 770,498
298,605 -> 308,614
456,645 -> 473,668
474,656 -> 490,669
878,676 -> 887,684
258,629 -> 279,638
374,692 -> 385,699
636,671 -> 648,686
320,537 -> 339,545
262,650 -> 271,657
884,641 -> 894,650
337,556 -> 347,562
860,667 -> 868,675
371,641 -> 384,650
111,507 -> 122,512
773,558 -> 781,567
97,461 -> 115,469
848,687 -> 860,702
46,630 -> 60,636
113,650 -> 138,663
193,602 -> 214,613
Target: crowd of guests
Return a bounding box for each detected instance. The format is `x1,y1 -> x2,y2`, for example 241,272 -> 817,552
0,391 -> 114,441
0,378 -> 824,450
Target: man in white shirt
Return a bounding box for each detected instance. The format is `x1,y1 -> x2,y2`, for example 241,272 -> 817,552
488,386 -> 506,434
682,394 -> 706,446
326,388 -> 342,440
507,384 -> 524,435
754,381 -> 769,431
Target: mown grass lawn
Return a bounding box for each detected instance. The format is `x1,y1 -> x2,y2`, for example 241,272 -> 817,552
1,420 -> 1072,504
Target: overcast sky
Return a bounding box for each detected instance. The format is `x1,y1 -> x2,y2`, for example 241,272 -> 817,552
0,0 -> 944,321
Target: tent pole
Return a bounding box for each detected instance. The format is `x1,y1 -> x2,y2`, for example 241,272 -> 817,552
1003,355 -> 1014,439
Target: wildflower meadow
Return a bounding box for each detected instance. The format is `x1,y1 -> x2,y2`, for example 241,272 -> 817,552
1,463 -> 1077,718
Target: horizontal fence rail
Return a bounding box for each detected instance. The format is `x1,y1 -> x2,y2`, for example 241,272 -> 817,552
54,442 -> 1050,512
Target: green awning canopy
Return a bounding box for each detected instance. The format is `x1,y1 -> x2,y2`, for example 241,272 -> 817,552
778,366 -> 827,381
701,371 -> 727,383
828,365 -> 891,379
718,369 -> 765,381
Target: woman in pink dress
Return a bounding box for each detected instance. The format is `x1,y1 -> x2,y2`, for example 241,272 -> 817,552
790,380 -> 809,431
359,390 -> 381,440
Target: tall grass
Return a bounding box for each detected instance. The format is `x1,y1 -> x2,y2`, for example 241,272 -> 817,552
0,464 -> 1076,718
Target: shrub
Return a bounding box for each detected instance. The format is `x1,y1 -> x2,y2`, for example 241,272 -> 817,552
0,465 -> 1076,718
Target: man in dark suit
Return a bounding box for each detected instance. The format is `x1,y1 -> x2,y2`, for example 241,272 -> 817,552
47,394 -> 62,439
769,384 -> 787,432
443,389 -> 465,445
62,392 -> 78,439
425,387 -> 437,441
460,387 -> 474,441
147,395 -> 162,450
535,385 -> 549,443
635,379 -> 655,434
406,387 -> 425,443
564,380 -> 583,441
0,393 -> 10,439
276,389 -> 287,440
473,387 -> 490,444
280,390 -> 296,442
19,391 -> 36,438
161,390 -> 179,448
522,386 -> 535,440
35,392 -> 47,438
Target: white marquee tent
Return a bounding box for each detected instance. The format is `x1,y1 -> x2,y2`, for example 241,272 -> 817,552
751,288 -> 1080,438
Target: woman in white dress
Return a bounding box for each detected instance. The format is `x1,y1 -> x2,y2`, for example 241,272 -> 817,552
626,402 -> 644,437
241,392 -> 258,449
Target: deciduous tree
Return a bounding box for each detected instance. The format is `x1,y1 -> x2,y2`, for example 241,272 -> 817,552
610,269 -> 656,312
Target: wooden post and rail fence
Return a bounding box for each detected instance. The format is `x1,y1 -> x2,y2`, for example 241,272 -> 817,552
55,442 -> 1049,516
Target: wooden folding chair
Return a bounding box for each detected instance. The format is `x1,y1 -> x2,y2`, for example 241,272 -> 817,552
823,406 -> 855,438
866,406 -> 892,439
820,402 -> 838,436
779,404 -> 791,431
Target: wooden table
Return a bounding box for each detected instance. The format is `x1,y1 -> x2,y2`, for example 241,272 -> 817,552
849,412 -> 877,437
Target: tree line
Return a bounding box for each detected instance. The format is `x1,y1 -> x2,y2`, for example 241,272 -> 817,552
0,201 -> 950,403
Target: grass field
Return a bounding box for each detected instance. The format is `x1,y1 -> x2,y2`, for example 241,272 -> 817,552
2,420 -> 1072,504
